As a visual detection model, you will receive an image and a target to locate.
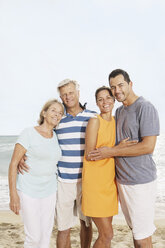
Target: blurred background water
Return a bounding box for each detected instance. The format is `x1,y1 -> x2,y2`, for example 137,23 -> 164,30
0,134 -> 164,219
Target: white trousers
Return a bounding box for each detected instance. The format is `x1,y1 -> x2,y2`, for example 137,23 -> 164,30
18,191 -> 56,248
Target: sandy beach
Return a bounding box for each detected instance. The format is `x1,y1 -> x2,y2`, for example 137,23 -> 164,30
0,210 -> 165,248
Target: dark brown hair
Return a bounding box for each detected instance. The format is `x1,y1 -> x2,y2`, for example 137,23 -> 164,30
95,86 -> 114,102
108,69 -> 131,84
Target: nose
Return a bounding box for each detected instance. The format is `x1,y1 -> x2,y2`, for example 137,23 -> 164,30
66,92 -> 72,99
54,111 -> 60,117
115,86 -> 121,94
103,99 -> 107,104
65,94 -> 69,100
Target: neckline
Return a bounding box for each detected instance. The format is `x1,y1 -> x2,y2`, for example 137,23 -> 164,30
66,109 -> 85,118
123,96 -> 142,110
33,127 -> 54,139
99,114 -> 114,123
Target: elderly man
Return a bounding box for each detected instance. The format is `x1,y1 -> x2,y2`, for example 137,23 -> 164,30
55,79 -> 95,248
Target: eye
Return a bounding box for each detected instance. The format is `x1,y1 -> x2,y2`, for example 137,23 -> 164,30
107,96 -> 114,101
69,91 -> 74,95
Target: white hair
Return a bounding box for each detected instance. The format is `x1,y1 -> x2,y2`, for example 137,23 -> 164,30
57,79 -> 80,94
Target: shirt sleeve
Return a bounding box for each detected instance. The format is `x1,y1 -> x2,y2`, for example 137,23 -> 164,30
16,128 -> 30,150
139,103 -> 160,137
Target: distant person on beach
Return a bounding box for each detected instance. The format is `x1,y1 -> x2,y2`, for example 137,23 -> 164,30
9,99 -> 64,248
18,79 -> 95,248
89,69 -> 160,248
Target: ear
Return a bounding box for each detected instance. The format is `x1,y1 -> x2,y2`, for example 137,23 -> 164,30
60,96 -> 65,105
42,110 -> 46,118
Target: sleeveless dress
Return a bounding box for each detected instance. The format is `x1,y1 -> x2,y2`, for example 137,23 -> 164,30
82,115 -> 118,217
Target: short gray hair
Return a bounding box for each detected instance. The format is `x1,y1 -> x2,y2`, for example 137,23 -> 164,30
57,79 -> 80,94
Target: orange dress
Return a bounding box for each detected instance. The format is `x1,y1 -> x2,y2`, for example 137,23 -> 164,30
82,115 -> 118,217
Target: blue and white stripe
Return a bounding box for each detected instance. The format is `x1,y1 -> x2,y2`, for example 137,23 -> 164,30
55,109 -> 96,183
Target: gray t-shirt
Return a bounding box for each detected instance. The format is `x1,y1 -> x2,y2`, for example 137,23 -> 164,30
115,96 -> 160,185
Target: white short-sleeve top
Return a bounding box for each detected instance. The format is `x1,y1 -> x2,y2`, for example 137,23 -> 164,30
16,127 -> 61,198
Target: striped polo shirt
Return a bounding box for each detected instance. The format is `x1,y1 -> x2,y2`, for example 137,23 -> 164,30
55,109 -> 96,183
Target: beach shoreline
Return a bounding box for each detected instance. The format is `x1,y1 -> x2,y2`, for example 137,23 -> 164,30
0,210 -> 165,248
1,210 -> 165,226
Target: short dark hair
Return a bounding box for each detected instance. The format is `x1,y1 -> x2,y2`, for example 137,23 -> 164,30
95,86 -> 114,102
108,69 -> 131,84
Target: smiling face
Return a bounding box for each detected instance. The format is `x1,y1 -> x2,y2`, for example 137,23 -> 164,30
109,74 -> 132,103
43,102 -> 64,127
59,82 -> 80,108
96,89 -> 115,114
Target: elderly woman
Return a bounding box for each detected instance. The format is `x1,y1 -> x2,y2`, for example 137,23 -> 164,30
8,99 -> 64,248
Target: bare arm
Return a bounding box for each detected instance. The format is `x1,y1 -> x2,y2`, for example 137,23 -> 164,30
8,144 -> 27,214
17,155 -> 29,174
85,117 -> 99,161
112,136 -> 157,156
89,136 -> 157,160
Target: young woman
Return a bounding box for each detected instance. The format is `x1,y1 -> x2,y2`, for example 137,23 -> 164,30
8,99 -> 64,248
82,86 -> 118,248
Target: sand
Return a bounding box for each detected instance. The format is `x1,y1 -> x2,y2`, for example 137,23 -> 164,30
0,211 -> 165,248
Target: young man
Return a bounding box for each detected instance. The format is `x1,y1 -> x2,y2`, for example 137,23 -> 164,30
89,69 -> 160,248
55,79 -> 95,248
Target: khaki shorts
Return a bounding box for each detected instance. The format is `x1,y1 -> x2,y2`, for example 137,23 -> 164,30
55,181 -> 91,231
117,180 -> 157,240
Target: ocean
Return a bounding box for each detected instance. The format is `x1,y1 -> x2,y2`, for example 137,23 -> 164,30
0,134 -> 165,219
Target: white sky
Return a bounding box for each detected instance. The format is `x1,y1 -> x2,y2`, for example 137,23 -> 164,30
0,0 -> 165,135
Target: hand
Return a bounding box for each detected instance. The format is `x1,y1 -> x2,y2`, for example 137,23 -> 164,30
88,147 -> 111,161
17,155 -> 29,174
9,192 -> 20,215
118,137 -> 138,148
